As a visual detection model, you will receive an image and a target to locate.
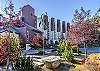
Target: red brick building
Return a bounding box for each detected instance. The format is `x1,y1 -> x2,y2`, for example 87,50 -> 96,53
17,5 -> 43,47
22,5 -> 37,28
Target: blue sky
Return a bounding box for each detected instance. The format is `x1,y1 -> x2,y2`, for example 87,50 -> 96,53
0,0 -> 100,22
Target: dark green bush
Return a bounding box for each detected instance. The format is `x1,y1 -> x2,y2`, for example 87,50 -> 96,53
13,57 -> 34,71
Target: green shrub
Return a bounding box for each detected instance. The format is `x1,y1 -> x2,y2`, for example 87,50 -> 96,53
13,57 -> 34,71
58,39 -> 74,62
10,32 -> 20,52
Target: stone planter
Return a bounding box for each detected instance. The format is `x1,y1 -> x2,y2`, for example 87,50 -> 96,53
42,56 -> 61,69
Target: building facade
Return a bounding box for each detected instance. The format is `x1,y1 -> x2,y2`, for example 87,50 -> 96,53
21,5 -> 67,46
22,5 -> 37,28
20,5 -> 43,47
37,15 -> 67,45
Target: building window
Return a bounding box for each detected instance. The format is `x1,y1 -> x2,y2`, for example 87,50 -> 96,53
21,17 -> 25,22
31,13 -> 33,16
39,22 -> 41,27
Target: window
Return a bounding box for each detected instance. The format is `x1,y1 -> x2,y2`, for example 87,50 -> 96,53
21,17 -> 25,22
39,22 -> 41,27
31,13 -> 33,16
